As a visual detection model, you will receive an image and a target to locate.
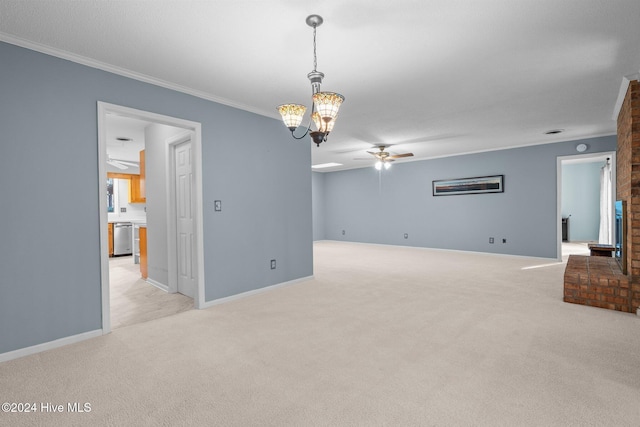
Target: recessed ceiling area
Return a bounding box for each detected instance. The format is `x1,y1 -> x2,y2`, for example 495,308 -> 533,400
1,1 -> 639,171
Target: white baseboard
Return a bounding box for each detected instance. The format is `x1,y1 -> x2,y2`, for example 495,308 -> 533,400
201,275 -> 313,309
321,240 -> 558,262
146,278 -> 169,292
0,329 -> 103,363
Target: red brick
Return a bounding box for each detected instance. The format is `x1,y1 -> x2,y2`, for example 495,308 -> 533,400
603,296 -> 626,305
565,283 -> 579,291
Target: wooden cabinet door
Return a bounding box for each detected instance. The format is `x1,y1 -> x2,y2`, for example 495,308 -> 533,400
139,226 -> 148,279
107,171 -> 145,204
128,175 -> 144,203
108,223 -> 114,257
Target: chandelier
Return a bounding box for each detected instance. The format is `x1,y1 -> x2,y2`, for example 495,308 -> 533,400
277,15 -> 345,147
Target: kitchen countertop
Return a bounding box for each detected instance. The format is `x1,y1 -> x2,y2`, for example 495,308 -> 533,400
108,219 -> 146,224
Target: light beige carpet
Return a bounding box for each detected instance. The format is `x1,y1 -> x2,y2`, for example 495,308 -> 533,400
1,241 -> 639,426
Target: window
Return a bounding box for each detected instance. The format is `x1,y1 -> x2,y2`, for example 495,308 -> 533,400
107,178 -> 115,213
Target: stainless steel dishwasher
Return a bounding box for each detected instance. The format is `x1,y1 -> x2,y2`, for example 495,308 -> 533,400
113,222 -> 133,256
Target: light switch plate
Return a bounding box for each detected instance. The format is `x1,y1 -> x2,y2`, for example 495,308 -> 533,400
214,200 -> 222,212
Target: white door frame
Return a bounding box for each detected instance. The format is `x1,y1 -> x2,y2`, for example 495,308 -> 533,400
97,102 -> 205,334
556,151 -> 616,261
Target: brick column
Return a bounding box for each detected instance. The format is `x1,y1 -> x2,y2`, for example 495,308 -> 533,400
616,79 -> 640,313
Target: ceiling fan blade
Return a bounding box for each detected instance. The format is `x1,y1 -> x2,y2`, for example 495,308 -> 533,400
389,153 -> 414,159
107,160 -> 128,170
109,158 -> 139,167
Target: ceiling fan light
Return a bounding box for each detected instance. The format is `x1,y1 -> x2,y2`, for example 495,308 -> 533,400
384,162 -> 392,170
312,92 -> 344,122
277,104 -> 307,130
375,160 -> 383,170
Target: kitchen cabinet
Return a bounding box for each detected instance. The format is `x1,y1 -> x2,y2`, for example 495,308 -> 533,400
129,149 -> 145,203
107,150 -> 145,204
107,170 -> 145,204
139,226 -> 147,279
108,223 -> 114,257
128,175 -> 145,203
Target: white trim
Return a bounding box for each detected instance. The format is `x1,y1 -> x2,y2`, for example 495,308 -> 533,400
326,240 -> 558,262
0,330 -> 102,363
146,278 -> 170,293
557,156 -> 562,262
98,102 -> 206,334
97,104 -> 111,334
201,276 -> 314,309
557,151 -> 616,262
612,73 -> 640,120
0,32 -> 275,120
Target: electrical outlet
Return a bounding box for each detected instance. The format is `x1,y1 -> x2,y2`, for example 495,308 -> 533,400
214,200 -> 222,212
502,238 -> 507,244
489,237 -> 494,244
120,207 -> 126,213
404,233 -> 409,239
270,259 -> 276,270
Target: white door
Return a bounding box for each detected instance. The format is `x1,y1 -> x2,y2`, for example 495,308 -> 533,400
175,140 -> 196,298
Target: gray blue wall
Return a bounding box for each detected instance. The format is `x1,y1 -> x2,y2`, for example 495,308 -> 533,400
561,162 -> 603,241
0,41 -> 312,355
319,136 -> 616,258
312,172 -> 326,241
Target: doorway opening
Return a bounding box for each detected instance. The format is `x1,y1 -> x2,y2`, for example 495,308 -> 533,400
557,151 -> 616,261
98,102 -> 205,334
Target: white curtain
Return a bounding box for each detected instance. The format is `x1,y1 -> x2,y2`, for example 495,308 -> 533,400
598,160 -> 612,244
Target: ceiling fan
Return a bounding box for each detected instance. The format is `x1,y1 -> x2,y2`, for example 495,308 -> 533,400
107,156 -> 139,170
355,146 -> 414,170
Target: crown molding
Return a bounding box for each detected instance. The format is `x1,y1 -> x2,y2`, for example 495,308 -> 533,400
0,32 -> 275,119
612,72 -> 640,120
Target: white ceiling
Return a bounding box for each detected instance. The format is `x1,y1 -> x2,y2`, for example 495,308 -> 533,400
2,0 -> 639,171
105,114 -> 146,164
